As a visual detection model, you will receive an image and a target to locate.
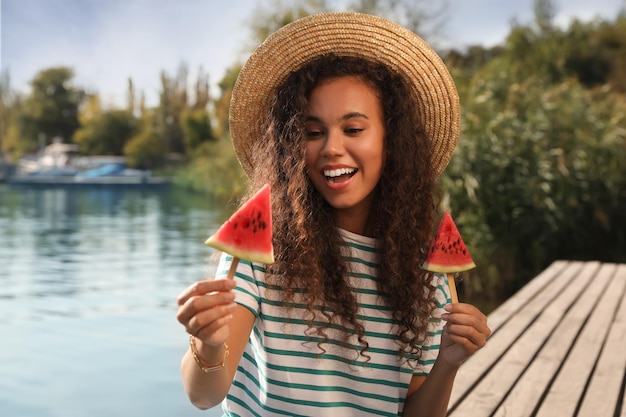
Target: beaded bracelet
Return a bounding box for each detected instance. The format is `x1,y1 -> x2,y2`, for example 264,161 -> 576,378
189,335 -> 229,373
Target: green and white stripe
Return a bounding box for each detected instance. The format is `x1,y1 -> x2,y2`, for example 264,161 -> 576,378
217,228 -> 450,416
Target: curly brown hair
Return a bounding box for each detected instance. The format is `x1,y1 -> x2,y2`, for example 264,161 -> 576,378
241,54 -> 438,363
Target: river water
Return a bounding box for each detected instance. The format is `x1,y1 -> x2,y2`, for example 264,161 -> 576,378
0,184 -> 228,417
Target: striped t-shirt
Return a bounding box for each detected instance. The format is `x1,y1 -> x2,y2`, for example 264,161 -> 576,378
215,228 -> 451,417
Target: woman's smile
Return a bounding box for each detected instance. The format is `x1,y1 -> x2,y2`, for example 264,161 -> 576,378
323,166 -> 357,183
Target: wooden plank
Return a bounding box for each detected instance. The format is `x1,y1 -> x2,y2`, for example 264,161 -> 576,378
448,261 -> 600,416
448,261 -> 586,411
486,261 -> 569,333
535,263 -> 623,417
493,262 -> 615,417
568,264 -> 626,417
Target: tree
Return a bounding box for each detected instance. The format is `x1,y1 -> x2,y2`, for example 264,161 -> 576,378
180,107 -> 215,152
246,0 -> 329,48
127,78 -> 137,115
0,71 -> 13,155
563,16 -> 626,91
19,67 -> 84,150
245,0 -> 449,47
124,110 -> 165,169
192,66 -> 211,110
0,72 -> 25,161
213,63 -> 241,138
440,15 -> 626,304
181,66 -> 215,151
348,0 -> 449,40
158,63 -> 190,155
73,96 -> 138,155
534,0 -> 557,33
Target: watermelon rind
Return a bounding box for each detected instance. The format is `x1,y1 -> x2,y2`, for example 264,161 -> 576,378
205,235 -> 275,265
421,260 -> 476,274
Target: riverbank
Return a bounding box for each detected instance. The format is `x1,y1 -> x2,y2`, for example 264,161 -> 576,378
6,172 -> 170,189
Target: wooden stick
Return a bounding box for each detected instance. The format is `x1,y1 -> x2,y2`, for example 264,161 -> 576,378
447,273 -> 459,304
227,257 -> 240,280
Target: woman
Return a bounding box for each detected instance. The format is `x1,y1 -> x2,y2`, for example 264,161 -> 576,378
176,12 -> 490,416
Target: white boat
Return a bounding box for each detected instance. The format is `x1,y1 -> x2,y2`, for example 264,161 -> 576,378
8,140 -> 169,188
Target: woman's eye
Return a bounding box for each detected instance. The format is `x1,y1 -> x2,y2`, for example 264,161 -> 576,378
306,130 -> 323,139
345,128 -> 363,135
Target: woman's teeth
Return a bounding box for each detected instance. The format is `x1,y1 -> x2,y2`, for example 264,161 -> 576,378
324,168 -> 356,183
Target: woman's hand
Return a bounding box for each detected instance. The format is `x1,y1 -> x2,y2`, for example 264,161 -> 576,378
176,279 -> 237,347
439,303 -> 491,366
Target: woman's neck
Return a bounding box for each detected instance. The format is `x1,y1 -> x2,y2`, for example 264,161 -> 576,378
333,209 -> 373,237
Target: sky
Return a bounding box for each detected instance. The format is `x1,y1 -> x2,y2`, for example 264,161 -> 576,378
1,0 -> 624,108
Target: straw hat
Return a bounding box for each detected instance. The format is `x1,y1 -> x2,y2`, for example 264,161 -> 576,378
230,12 -> 460,178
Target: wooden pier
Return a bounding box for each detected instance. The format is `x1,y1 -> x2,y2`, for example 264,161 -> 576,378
448,260 -> 626,417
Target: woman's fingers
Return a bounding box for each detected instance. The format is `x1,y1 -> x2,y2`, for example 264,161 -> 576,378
443,322 -> 489,349
192,303 -> 237,339
176,278 -> 236,306
177,289 -> 235,325
442,313 -> 490,336
176,278 -> 237,337
441,303 -> 492,352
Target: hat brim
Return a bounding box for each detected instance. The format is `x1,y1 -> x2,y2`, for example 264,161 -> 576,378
230,12 -> 460,178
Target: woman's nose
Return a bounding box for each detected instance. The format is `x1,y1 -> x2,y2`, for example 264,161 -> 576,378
320,130 -> 344,157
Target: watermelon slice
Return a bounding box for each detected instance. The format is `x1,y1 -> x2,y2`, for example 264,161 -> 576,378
205,184 -> 274,265
423,211 -> 475,304
423,210 -> 475,273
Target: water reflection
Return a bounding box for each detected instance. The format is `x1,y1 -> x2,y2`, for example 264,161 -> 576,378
1,186 -> 227,316
0,185 -> 227,416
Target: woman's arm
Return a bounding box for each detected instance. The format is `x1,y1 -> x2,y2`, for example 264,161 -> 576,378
177,279 -> 256,409
403,303 -> 490,416
402,361 -> 459,416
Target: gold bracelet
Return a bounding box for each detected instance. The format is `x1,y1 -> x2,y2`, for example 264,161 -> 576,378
189,335 -> 229,373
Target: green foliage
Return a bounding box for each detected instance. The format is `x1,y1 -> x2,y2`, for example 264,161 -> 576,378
501,15 -> 626,90
158,68 -> 187,155
73,107 -> 138,155
172,135 -> 245,202
1,121 -> 23,161
1,73 -> 26,161
0,72 -> 10,152
443,26 -> 626,304
18,67 -> 84,150
180,108 -> 215,152
124,112 -> 165,169
346,0 -> 449,38
533,0 -> 556,33
247,0 -> 329,47
214,63 -> 242,138
566,17 -> 626,91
